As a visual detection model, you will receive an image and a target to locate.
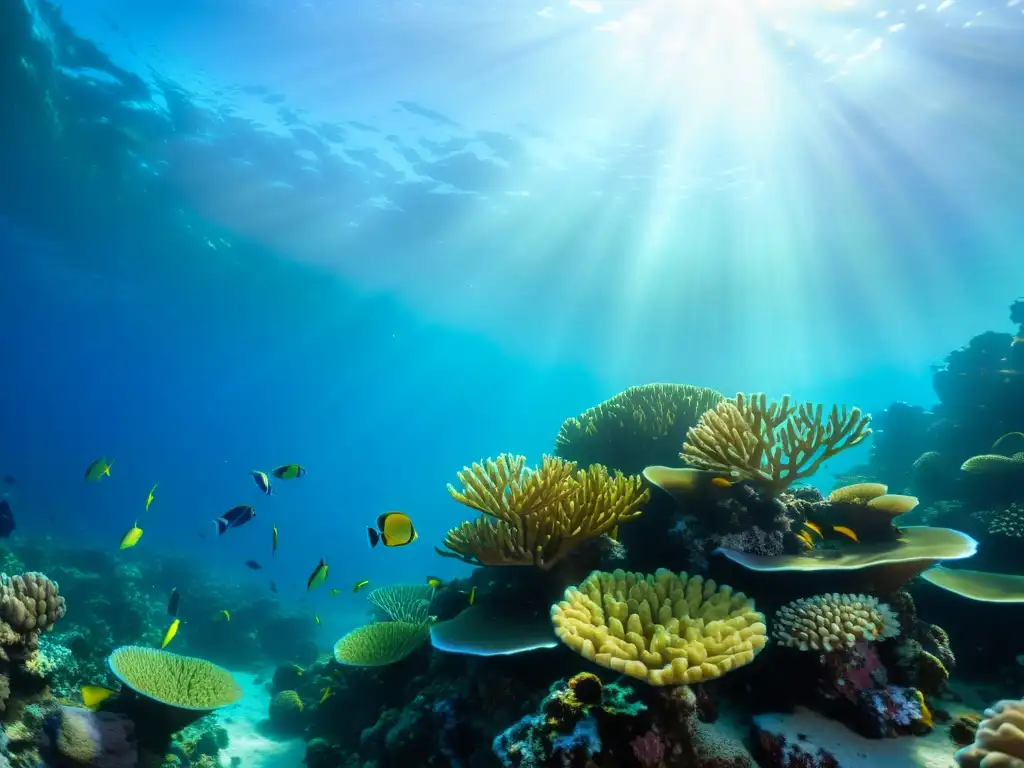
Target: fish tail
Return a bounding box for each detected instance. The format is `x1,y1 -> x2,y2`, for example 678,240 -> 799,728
366,527 -> 379,548
214,517 -> 229,535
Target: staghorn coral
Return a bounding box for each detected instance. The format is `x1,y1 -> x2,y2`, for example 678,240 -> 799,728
551,568 -> 767,685
955,699 -> 1024,767
554,383 -> 724,474
773,593 -> 900,652
366,585 -> 434,624
333,620 -> 431,666
682,393 -> 872,496
107,646 -> 243,710
437,454 -> 648,570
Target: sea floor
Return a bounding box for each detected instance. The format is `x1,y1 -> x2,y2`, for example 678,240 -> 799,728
215,671 -> 306,767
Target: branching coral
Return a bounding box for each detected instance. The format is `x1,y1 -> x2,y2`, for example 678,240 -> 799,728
682,393 -> 872,496
436,454 -> 648,570
551,568 -> 767,685
773,593 -> 900,652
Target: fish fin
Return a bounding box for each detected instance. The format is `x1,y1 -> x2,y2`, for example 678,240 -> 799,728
214,517 -> 228,535
366,527 -> 379,548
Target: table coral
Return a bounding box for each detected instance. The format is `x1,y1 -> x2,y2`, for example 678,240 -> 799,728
551,568 -> 766,685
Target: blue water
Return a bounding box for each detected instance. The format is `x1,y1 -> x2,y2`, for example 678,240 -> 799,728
1,0 -> 1023,645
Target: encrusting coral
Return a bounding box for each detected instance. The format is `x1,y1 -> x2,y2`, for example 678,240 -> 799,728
554,383 -> 724,474
955,699 -> 1024,767
682,393 -> 872,496
551,568 -> 767,685
773,593 -> 900,652
436,454 -> 648,570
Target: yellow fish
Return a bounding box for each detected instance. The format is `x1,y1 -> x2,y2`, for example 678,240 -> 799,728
85,458 -> 113,482
307,559 -> 328,591
215,609 -> 231,622
119,522 -> 143,550
81,685 -> 115,712
319,687 -> 331,704
314,614 -> 321,625
272,464 -> 307,480
833,525 -> 860,543
802,521 -> 823,538
330,588 -> 341,597
468,586 -> 477,606
710,477 -> 733,488
272,524 -> 279,557
426,577 -> 444,589
161,618 -> 180,649
796,531 -> 814,549
367,512 -> 417,548
352,579 -> 369,593
145,483 -> 158,512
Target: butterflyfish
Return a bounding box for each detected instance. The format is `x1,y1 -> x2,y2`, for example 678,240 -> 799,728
119,522 -> 143,550
161,618 -> 180,648
250,470 -> 273,495
307,559 -> 328,591
832,525 -> 860,543
167,588 -> 180,617
85,458 -> 113,482
272,524 -> 279,556
352,579 -> 369,593
272,464 -> 306,480
81,685 -> 115,712
145,483 -> 158,512
366,512 -> 418,548
214,505 -> 256,535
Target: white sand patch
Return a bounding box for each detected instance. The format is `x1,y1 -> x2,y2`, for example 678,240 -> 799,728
216,670 -> 306,767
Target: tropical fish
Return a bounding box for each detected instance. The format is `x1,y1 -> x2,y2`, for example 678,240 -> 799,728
366,512 -> 418,548
307,559 -> 328,591
330,588 -> 342,597
119,522 -> 143,550
214,505 -> 256,535
269,581 -> 278,593
319,688 -> 331,704
710,477 -> 733,488
85,458 -> 113,482
314,614 -> 321,625
796,531 -> 814,548
272,464 -> 306,480
468,586 -> 477,606
168,588 -> 180,618
352,579 -> 369,593
250,470 -> 273,495
272,524 -> 279,556
426,577 -> 444,589
145,483 -> 158,512
1012,337 -> 1023,346
833,525 -> 860,543
245,560 -> 262,570
215,609 -> 231,622
0,499 -> 15,539
802,521 -> 823,538
161,618 -> 180,649
81,685 -> 115,712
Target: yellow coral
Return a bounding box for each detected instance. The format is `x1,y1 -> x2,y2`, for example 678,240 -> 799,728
960,453 -> 1024,474
682,393 -> 872,496
107,646 -> 243,710
550,568 -> 767,686
437,455 -> 648,570
333,620 -> 431,666
955,699 -> 1024,767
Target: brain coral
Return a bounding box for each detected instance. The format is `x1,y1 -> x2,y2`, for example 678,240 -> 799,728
773,593 -> 900,652
108,647 -> 243,710
551,568 -> 767,685
333,620 -> 431,666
